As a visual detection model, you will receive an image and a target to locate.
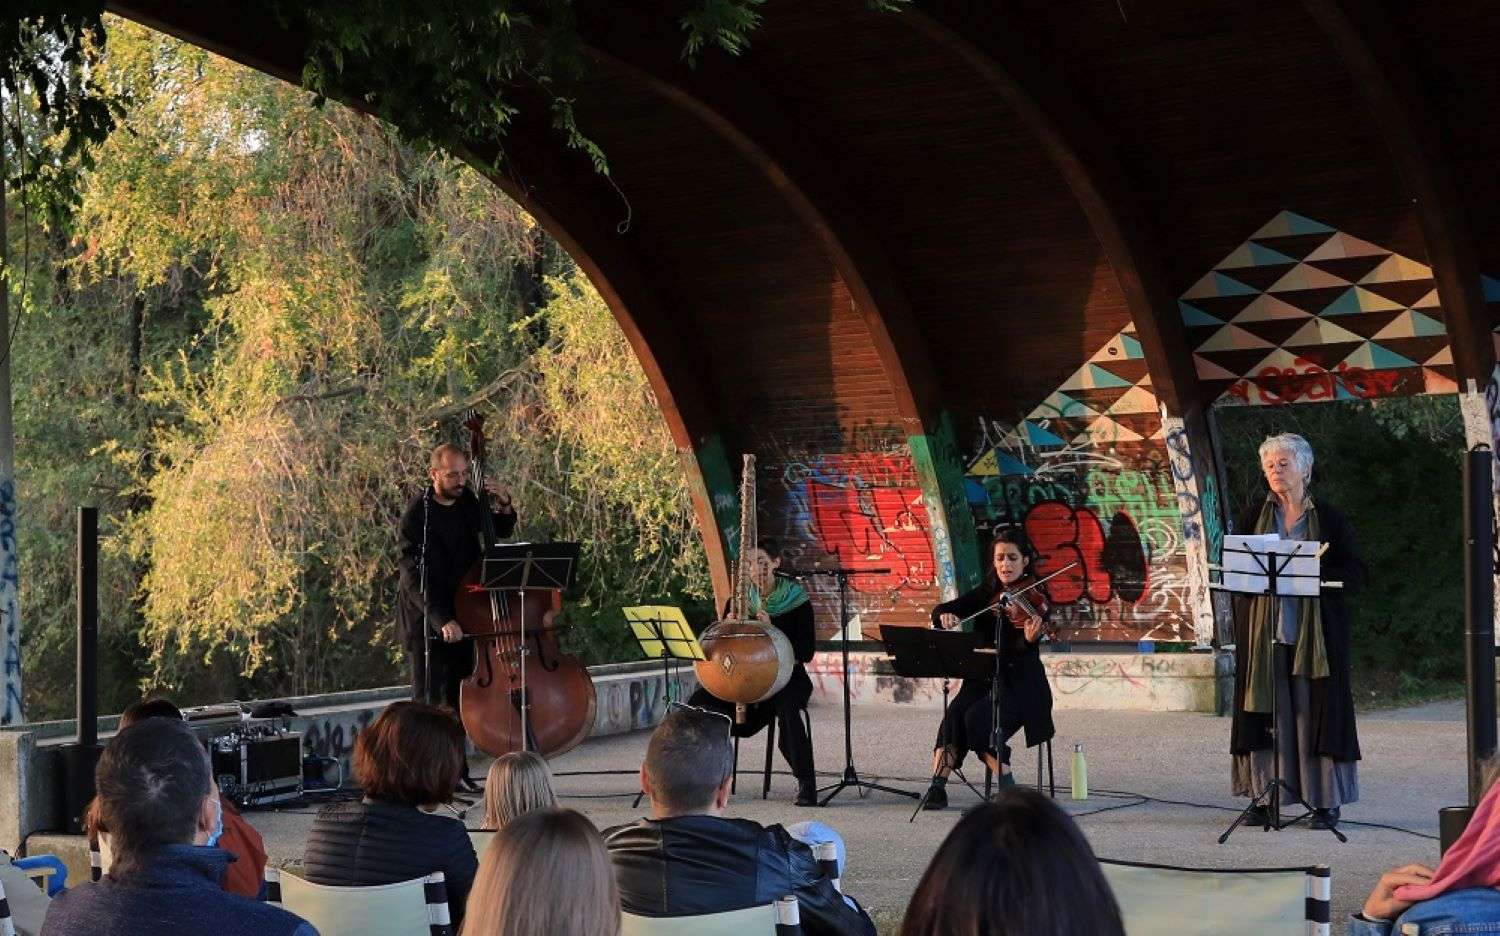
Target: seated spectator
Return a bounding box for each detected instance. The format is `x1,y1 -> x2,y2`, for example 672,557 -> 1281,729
1350,764 -> 1500,934
479,750 -> 557,830
301,702 -> 477,927
605,704 -> 874,936
40,718 -> 315,936
899,788 -> 1124,936
114,698 -> 268,898
463,808 -> 619,935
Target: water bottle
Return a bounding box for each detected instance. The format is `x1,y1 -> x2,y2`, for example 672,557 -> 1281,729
1071,743 -> 1088,800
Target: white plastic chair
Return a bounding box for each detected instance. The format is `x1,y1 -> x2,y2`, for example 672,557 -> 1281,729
264,867 -> 453,936
620,895 -> 801,936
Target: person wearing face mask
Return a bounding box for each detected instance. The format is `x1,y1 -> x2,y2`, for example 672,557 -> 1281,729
686,540 -> 820,806
1230,433 -> 1367,832
41,718 -> 317,936
920,527 -> 1055,810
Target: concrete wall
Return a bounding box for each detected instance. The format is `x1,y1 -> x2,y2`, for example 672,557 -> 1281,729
0,660 -> 695,857
806,649 -> 1221,712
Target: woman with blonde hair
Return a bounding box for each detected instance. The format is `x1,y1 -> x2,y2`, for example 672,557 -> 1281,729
480,751 -> 557,829
462,808 -> 619,936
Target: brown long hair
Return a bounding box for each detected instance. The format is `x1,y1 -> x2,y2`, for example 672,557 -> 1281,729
900,789 -> 1124,936
462,808 -> 619,936
355,701 -> 465,806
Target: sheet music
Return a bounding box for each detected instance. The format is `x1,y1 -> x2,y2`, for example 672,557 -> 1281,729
1220,533 -> 1322,597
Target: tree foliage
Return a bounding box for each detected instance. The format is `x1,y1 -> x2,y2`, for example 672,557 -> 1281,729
13,22 -> 708,718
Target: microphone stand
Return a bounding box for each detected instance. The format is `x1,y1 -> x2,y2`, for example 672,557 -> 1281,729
784,566 -> 919,806
419,486 -> 432,704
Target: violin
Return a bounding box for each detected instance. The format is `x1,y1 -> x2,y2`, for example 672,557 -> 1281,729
994,572 -> 1053,642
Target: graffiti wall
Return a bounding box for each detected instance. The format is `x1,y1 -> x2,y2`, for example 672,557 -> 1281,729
964,323 -> 1194,642
763,435 -> 943,638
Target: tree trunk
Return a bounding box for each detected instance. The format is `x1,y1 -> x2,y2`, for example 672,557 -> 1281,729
0,143 -> 24,725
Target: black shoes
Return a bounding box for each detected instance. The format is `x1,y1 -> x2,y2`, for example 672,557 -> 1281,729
456,775 -> 482,795
795,778 -> 821,807
1310,807 -> 1340,830
922,782 -> 949,810
1244,804 -> 1274,827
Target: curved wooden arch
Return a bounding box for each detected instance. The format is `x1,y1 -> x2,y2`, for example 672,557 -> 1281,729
568,8 -> 981,595
107,0 -> 737,598
1301,0 -> 1495,387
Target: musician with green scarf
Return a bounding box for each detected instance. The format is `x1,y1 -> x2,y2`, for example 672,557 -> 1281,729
689,540 -> 820,806
1230,433 -> 1368,831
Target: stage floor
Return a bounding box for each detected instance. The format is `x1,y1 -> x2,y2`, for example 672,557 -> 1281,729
245,698 -> 1466,933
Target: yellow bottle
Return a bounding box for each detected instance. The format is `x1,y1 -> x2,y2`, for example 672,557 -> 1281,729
1071,743 -> 1088,800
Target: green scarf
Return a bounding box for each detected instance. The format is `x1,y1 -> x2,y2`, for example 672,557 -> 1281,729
750,576 -> 810,618
1243,494 -> 1330,714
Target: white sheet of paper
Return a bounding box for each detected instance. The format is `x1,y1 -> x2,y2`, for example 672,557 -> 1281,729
1220,533 -> 1322,597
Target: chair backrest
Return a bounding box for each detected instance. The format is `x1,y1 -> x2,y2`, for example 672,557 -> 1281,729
0,872 -> 17,936
265,867 -> 453,936
466,829 -> 496,856
620,896 -> 800,936
1100,859 -> 1330,936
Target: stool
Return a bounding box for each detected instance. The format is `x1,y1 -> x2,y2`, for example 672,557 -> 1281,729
983,738 -> 1055,800
732,707 -> 812,799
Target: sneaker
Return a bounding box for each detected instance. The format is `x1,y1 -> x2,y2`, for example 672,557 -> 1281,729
456,775 -> 482,795
795,778 -> 821,807
922,783 -> 948,810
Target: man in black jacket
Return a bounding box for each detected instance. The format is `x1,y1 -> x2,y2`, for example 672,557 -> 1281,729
605,705 -> 875,936
396,442 -> 516,709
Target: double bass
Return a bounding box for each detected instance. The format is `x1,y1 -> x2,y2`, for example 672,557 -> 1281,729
454,411 -> 596,757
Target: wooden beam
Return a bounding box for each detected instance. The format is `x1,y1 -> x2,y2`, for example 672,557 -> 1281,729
106,0 -> 738,598
571,7 -> 981,595
1302,0 -> 1495,385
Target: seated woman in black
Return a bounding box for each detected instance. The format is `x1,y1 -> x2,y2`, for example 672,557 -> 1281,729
921,528 -> 1055,809
302,701 -> 478,925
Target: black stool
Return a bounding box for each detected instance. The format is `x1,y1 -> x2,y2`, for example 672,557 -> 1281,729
732,707 -> 813,799
983,737 -> 1055,799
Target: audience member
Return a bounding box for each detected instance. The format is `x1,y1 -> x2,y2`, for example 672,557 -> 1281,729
40,718 -> 316,936
605,703 -> 874,936
479,751 -> 557,830
114,698 -> 268,898
1350,763 -> 1500,934
462,808 -> 619,936
301,701 -> 478,927
899,789 -> 1124,936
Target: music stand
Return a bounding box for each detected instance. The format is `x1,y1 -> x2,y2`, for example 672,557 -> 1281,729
881,625 -> 994,820
624,606 -> 705,809
783,566 -> 918,806
477,542 -> 581,752
1213,534 -> 1347,845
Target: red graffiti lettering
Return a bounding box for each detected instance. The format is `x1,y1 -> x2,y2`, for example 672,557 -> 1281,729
1239,357 -> 1413,405
1023,502 -> 1148,607
807,454 -> 935,594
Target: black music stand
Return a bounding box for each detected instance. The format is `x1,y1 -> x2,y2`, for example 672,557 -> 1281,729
623,606 -> 705,809
881,625 -> 995,820
477,542 -> 581,752
784,566 -> 918,805
1214,536 -> 1346,845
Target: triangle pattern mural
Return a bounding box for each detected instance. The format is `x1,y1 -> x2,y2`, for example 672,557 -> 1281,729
1183,210 -> 1455,406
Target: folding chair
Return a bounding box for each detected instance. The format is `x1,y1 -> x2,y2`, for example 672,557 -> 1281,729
1100,858 -> 1331,935
620,895 -> 802,936
265,867 -> 454,936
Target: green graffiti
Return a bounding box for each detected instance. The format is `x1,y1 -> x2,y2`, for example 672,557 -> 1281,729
908,412 -> 983,594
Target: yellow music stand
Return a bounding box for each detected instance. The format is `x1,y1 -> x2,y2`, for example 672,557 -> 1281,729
622,606 -> 704,706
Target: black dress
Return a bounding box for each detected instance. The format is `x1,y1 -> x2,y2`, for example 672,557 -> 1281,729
930,583 -> 1054,768
688,590 -> 817,783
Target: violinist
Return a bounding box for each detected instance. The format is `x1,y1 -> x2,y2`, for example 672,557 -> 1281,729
920,528 -> 1056,810
396,442 -> 516,787
687,540 -> 819,807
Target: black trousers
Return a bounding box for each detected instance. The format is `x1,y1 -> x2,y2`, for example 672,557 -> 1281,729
409,637 -> 474,707
935,676 -> 1024,769
688,682 -> 816,782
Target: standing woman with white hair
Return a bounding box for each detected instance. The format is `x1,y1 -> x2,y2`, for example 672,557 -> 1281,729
1230,433 -> 1368,831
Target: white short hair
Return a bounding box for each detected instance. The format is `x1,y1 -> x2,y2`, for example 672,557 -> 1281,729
1258,433 -> 1314,484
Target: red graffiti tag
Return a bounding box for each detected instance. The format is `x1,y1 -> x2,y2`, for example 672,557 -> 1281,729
806,454 -> 935,594
1226,357 -> 1411,405
1023,502 -> 1148,607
